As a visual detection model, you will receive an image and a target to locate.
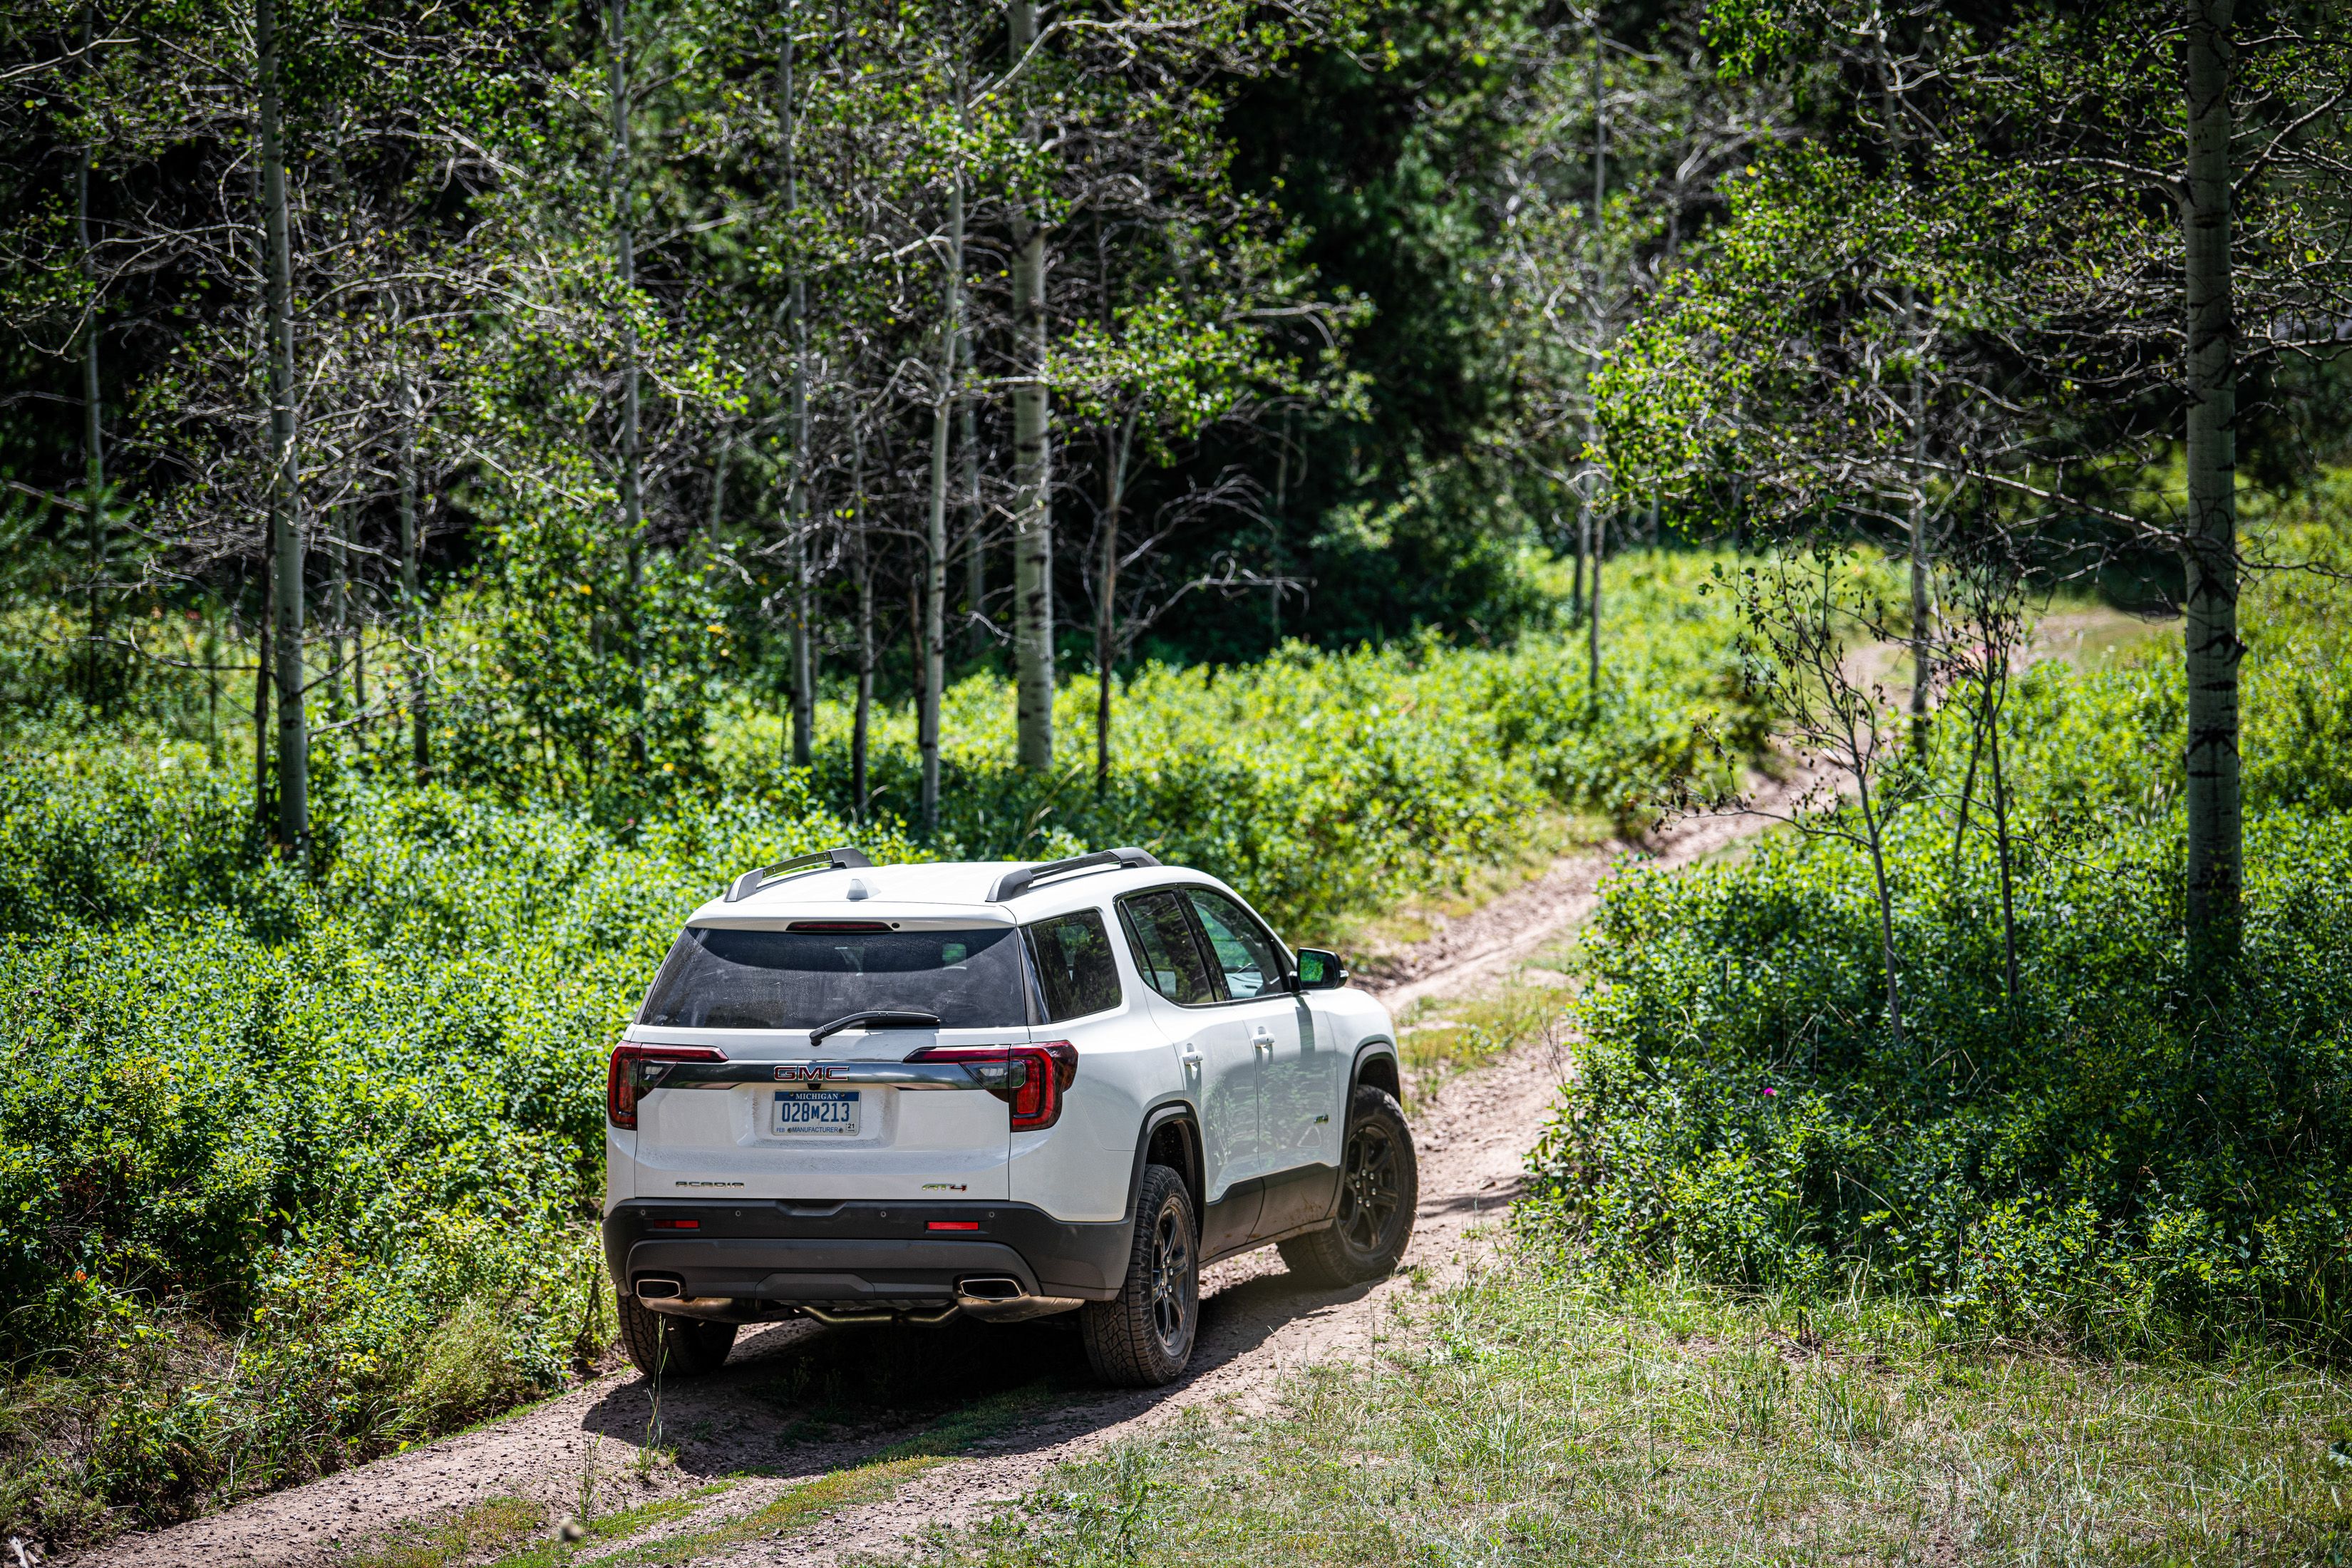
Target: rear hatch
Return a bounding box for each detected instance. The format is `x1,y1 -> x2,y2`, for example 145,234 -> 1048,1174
621,914 -> 1033,1202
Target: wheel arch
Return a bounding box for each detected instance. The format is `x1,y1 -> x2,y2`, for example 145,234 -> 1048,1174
1351,1038 -> 1403,1104
1125,1101 -> 1204,1224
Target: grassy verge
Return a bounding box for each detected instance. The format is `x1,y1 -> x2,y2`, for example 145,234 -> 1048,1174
924,1264 -> 2352,1567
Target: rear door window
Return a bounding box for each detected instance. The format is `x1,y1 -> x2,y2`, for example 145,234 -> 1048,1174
1185,890 -> 1287,1001
638,926 -> 1026,1029
1117,891 -> 1216,1006
1026,909 -> 1123,1022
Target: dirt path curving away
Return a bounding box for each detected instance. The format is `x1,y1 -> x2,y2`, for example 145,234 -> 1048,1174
82,794 -> 1792,1568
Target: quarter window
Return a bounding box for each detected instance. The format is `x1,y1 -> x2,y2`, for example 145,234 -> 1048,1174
1186,889 -> 1287,1001
1118,891 -> 1216,1006
1026,909 -> 1123,1022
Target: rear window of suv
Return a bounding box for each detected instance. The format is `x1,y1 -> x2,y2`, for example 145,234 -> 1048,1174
1026,909 -> 1123,1022
638,926 -> 1026,1030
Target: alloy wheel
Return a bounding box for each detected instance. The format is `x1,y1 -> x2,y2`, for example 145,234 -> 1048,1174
1337,1120 -> 1402,1253
1147,1202 -> 1192,1347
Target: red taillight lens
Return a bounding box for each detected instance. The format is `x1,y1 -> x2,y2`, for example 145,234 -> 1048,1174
607,1043 -> 728,1129
1007,1041 -> 1076,1130
904,1041 -> 1079,1131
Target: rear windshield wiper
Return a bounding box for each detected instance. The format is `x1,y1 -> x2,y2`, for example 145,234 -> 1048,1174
809,1009 -> 943,1046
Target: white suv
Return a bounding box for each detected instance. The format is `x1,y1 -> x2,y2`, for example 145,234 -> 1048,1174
601,845 -> 1416,1387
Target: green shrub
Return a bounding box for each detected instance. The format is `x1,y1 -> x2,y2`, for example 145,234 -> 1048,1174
715,549 -> 1763,934
0,547 -> 1758,1544
0,755 -> 906,1543
1527,578 -> 2352,1351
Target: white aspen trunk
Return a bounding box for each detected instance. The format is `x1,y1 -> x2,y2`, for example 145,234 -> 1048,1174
1096,412 -> 1133,792
782,4 -> 814,768
1584,19 -> 1605,711
920,101 -> 964,835
852,427 -> 872,822
2182,0 -> 2241,963
1587,509 -> 1604,706
961,386 -> 983,657
257,0 -> 306,859
398,381 -> 428,780
1009,0 -> 1053,772
327,512 -> 347,718
1879,37 -> 1933,747
607,0 -> 646,763
76,0 -> 104,708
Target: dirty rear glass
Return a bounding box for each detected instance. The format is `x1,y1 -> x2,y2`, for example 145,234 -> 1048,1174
638,927 -> 1027,1030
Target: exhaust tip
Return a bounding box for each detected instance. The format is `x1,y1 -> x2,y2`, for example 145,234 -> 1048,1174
956,1275 -> 1024,1302
635,1276 -> 685,1301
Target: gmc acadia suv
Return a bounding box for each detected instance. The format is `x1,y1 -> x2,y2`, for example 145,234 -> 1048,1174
601,845 -> 1417,1387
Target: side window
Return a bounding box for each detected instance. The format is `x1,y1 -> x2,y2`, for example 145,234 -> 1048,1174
1186,890 -> 1287,1001
1025,909 -> 1123,1023
1117,892 -> 1216,1006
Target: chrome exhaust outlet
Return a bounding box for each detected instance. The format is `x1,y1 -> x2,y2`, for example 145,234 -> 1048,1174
953,1276 -> 1086,1323
634,1276 -> 684,1300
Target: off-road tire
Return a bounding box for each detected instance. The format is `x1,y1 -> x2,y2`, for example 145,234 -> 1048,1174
616,1291 -> 738,1379
1279,1084 -> 1418,1287
1079,1163 -> 1199,1387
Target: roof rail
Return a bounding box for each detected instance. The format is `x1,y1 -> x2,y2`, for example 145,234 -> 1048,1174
723,845 -> 873,903
987,847 -> 1160,903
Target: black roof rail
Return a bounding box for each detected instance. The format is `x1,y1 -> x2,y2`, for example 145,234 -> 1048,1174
723,845 -> 873,903
987,847 -> 1160,903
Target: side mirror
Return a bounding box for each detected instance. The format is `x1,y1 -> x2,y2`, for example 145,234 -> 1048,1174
1293,947 -> 1348,991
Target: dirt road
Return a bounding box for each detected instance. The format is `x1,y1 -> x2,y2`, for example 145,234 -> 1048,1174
86,799 -> 1786,1568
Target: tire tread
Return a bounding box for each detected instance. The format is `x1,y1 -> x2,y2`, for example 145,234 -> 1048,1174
1079,1164 -> 1197,1387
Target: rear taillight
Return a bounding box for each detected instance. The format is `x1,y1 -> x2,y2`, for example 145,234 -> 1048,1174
607,1043 -> 728,1129
1009,1041 -> 1077,1130
904,1041 -> 1079,1130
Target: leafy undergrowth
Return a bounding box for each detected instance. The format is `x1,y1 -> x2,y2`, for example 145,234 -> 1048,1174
0,760 -> 918,1549
711,548 -> 1766,938
922,1264 -> 2352,1568
1523,541 -> 2352,1352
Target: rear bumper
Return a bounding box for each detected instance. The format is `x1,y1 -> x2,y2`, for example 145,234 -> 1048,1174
602,1199 -> 1131,1311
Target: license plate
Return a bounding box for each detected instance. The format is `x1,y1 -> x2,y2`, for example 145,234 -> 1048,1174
772,1089 -> 860,1136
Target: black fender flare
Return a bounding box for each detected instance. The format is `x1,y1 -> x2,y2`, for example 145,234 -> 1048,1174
1350,1037 -> 1403,1104
1120,1098 -> 1205,1226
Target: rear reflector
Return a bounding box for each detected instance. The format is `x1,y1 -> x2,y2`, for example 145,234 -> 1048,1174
648,1217 -> 699,1229
927,1221 -> 980,1231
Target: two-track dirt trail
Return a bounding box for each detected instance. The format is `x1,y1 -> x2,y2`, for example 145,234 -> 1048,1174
85,796 -> 1792,1568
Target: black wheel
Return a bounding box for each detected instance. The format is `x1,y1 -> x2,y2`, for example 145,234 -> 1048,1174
1079,1164 -> 1199,1387
616,1291 -> 738,1378
1279,1084 -> 1418,1287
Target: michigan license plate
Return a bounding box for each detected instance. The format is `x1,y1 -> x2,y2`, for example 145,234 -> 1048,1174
772,1089 -> 860,1136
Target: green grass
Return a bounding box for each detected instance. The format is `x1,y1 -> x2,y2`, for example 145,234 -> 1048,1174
922,1267 -> 2352,1567
337,1495 -> 549,1568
